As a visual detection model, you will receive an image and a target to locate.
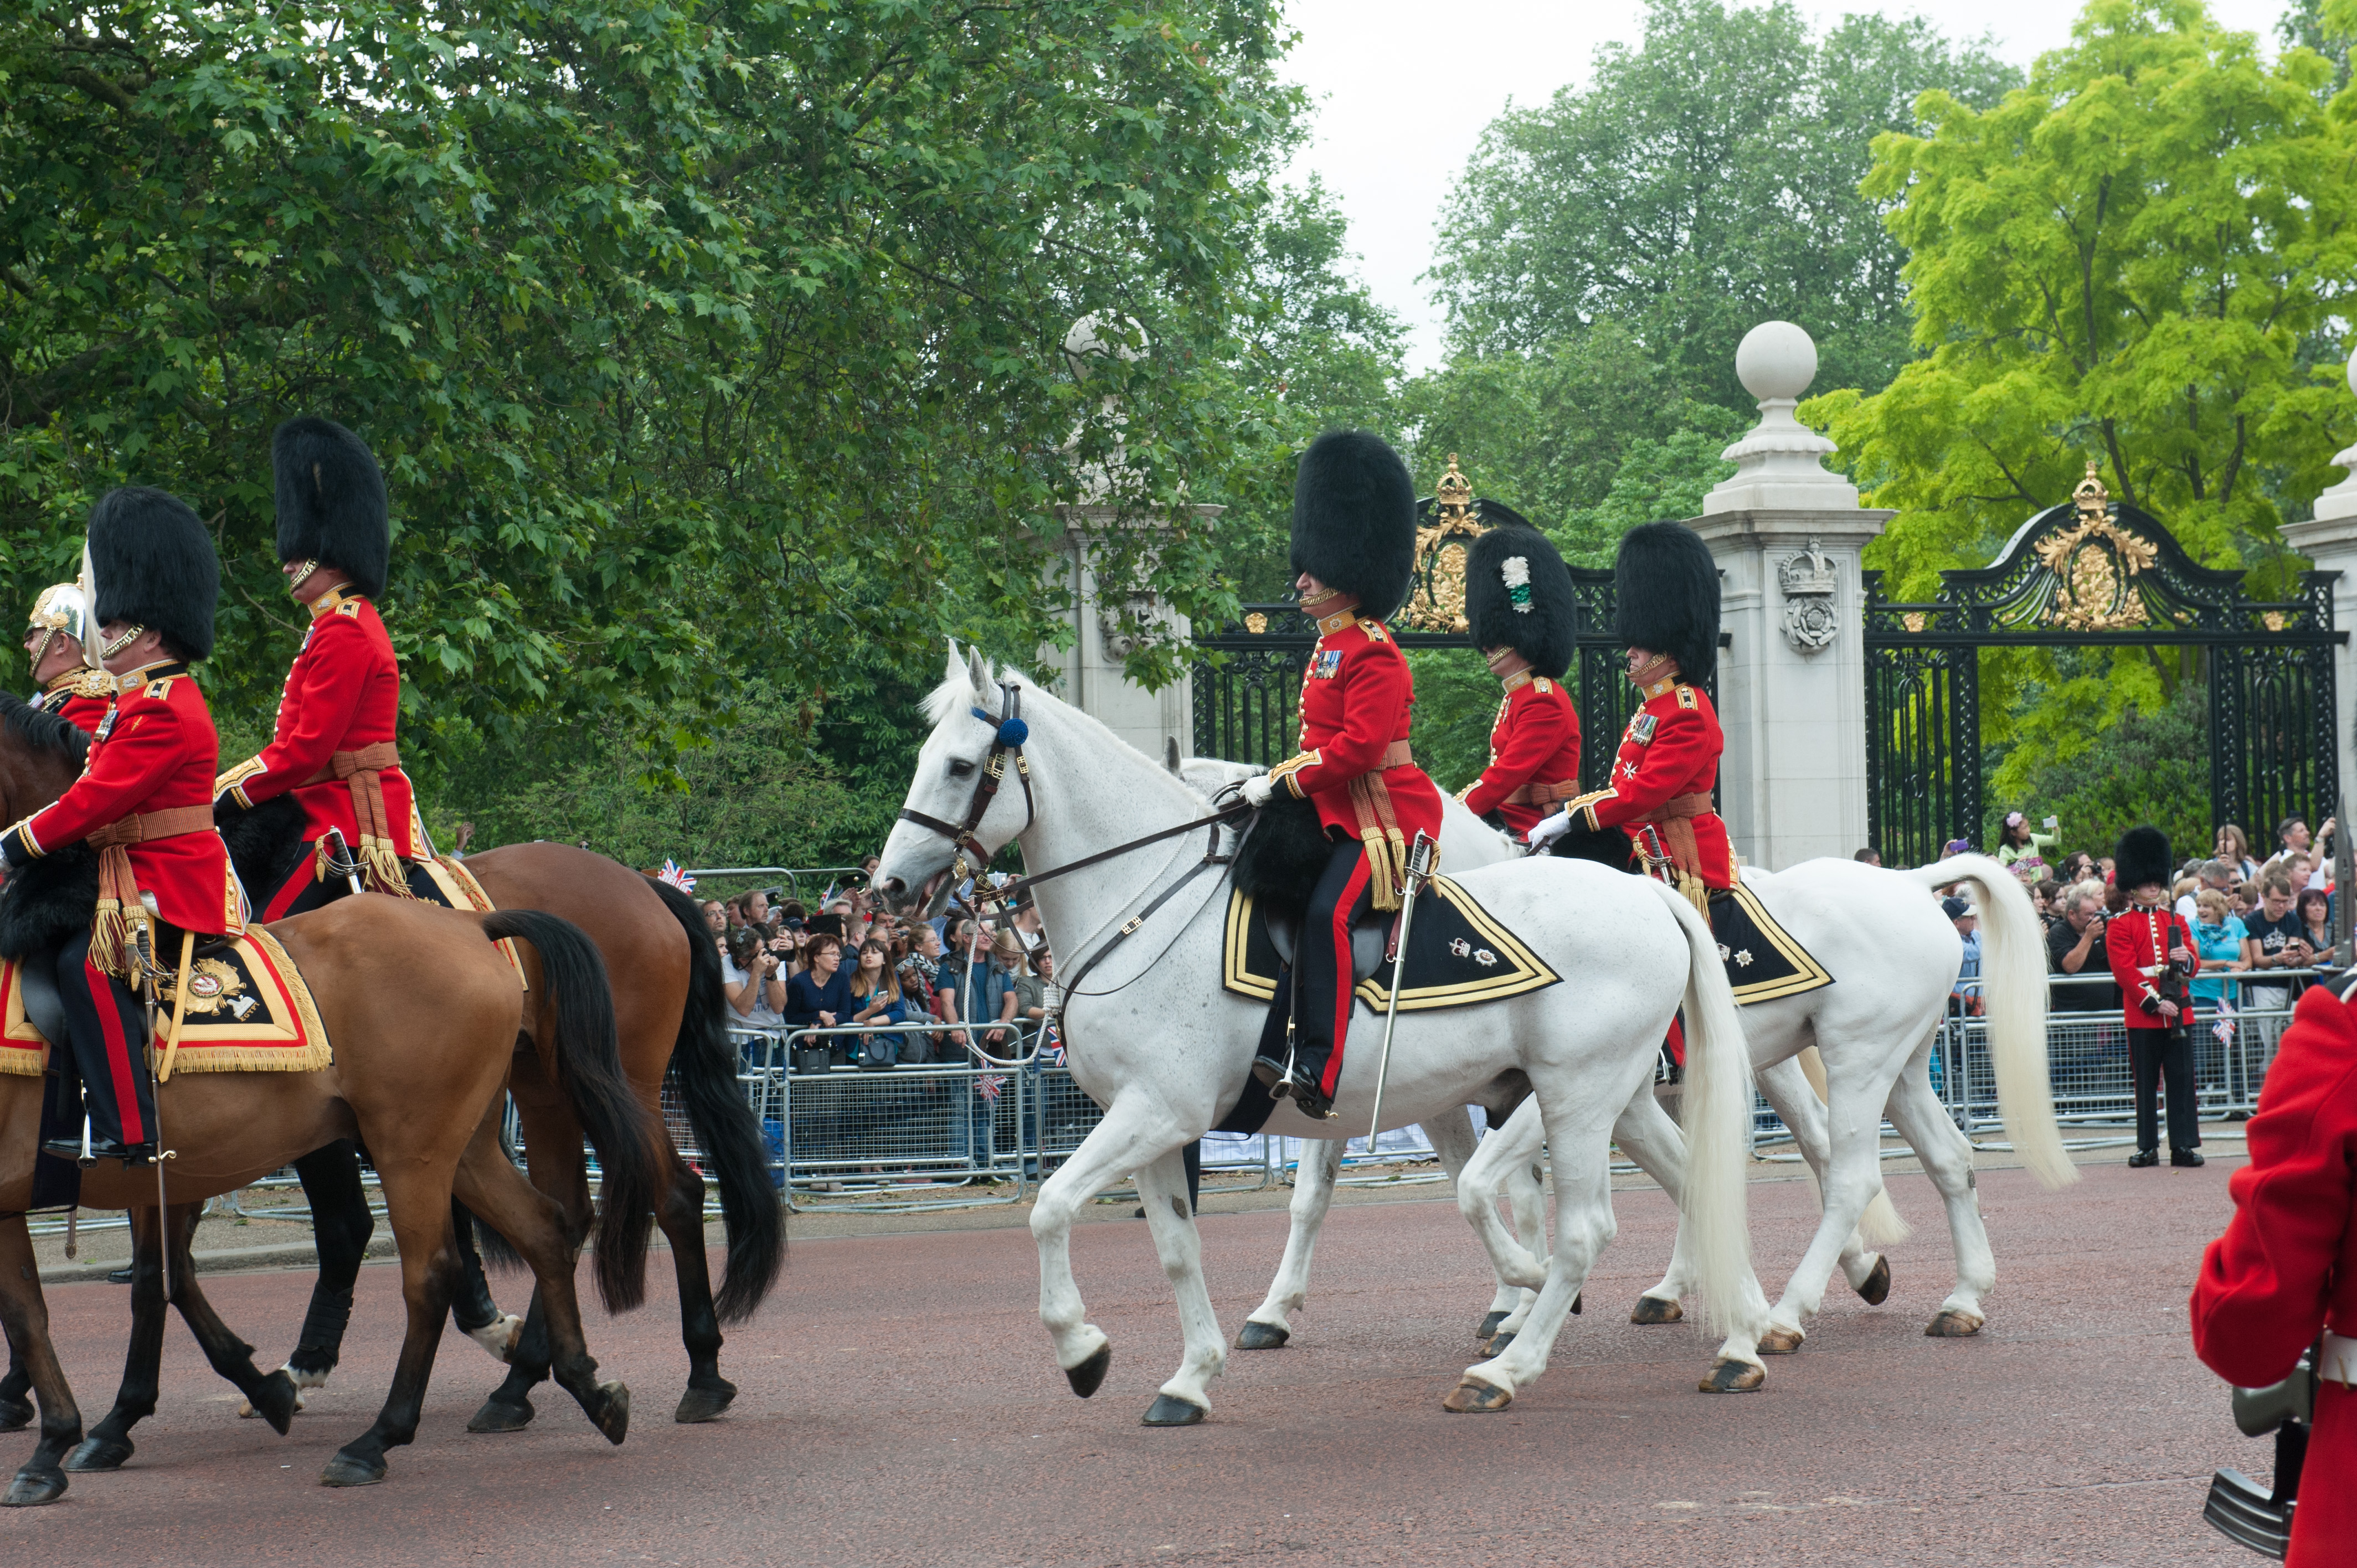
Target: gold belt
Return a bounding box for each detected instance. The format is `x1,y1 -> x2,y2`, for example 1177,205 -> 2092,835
302,742 -> 413,897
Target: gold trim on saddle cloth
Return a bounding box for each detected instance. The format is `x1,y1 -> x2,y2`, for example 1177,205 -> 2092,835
1220,878 -> 1560,1014
418,854 -> 527,991
1717,882 -> 1834,1006
0,931 -> 332,1076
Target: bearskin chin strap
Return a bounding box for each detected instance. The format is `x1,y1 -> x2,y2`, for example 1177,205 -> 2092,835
99,621 -> 145,659
288,558 -> 321,590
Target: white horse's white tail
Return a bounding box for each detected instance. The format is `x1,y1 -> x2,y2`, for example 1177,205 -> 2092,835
1910,855 -> 2076,1189
1648,880 -> 1755,1334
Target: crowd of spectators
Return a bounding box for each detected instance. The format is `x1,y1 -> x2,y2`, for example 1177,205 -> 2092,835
695,879 -> 1056,1073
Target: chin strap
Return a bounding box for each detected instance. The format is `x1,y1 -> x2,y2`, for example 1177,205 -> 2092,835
99,622 -> 146,659
288,558 -> 321,590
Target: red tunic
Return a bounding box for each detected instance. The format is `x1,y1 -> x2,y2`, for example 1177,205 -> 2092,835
2190,979 -> 2357,1567
4,663 -> 242,936
33,672 -> 114,737
1564,677 -> 1733,889
2104,905 -> 2199,1030
1460,671 -> 1582,838
217,587 -> 415,860
1267,610 -> 1443,868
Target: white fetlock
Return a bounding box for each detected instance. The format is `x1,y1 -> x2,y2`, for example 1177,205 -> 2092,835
467,1313 -> 524,1365
239,1366 -> 313,1418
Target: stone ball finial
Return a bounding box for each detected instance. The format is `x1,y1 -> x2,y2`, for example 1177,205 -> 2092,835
1063,313 -> 1148,382
1735,321 -> 1819,403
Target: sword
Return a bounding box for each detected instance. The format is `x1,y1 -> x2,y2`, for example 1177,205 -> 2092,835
321,827 -> 365,897
1365,832 -> 1437,1147
135,894 -> 171,1300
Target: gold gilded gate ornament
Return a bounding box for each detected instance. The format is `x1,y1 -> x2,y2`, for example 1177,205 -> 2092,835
1399,455 -> 1488,633
2031,463 -> 2159,631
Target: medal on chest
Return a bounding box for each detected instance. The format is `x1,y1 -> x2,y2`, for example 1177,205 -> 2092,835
1310,648 -> 1344,680
1628,712 -> 1658,745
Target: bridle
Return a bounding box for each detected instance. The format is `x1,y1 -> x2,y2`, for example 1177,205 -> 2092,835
895,678 -> 1039,899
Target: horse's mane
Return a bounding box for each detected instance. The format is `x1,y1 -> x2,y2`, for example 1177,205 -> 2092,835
0,690 -> 91,765
925,645 -> 1210,809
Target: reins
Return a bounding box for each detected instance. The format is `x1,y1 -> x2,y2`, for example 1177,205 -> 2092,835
896,680 -> 1259,1064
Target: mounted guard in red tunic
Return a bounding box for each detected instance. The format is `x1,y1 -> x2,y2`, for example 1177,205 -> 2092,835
1237,430 -> 1443,1122
1,488 -> 242,1164
1457,524 -> 1581,840
213,417 -> 419,919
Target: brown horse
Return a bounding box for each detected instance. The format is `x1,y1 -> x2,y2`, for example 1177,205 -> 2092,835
0,895 -> 660,1504
0,696 -> 781,1464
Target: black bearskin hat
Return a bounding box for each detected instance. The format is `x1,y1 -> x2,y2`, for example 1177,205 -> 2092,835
87,486 -> 218,661
1612,521 -> 1719,686
1465,525 -> 1577,680
273,415 -> 389,597
2113,824 -> 2173,893
1289,430 -> 1418,621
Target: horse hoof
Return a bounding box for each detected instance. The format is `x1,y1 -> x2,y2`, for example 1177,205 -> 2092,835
1757,1325 -> 1804,1356
1442,1376 -> 1512,1414
1699,1358 -> 1766,1393
1630,1295 -> 1683,1325
593,1381 -> 631,1446
0,1397 -> 32,1432
1235,1321 -> 1290,1350
1141,1394 -> 1206,1427
1476,1310 -> 1510,1338
1481,1330 -> 1517,1357
63,1436 -> 133,1472
248,1371 -> 301,1435
1925,1309 -> 1984,1338
2,1466 -> 65,1507
1857,1255 -> 1892,1306
466,1395 -> 535,1434
675,1379 -> 737,1423
318,1451 -> 387,1488
1064,1343 -> 1112,1400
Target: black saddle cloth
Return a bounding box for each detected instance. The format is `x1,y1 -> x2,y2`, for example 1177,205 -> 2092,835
1708,883 -> 1833,1005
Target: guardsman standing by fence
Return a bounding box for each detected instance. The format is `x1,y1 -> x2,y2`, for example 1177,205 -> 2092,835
1528,522 -> 1732,913
23,583 -> 114,736
2191,968 -> 2357,1565
0,487 -> 242,1165
1241,430 -> 1444,1122
2106,824 -> 2203,1168
1457,524 -> 1581,841
213,416 -> 418,917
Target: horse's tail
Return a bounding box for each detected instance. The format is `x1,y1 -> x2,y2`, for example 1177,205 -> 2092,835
640,873 -> 786,1321
481,910 -> 665,1312
1905,855 -> 2075,1189
1645,880 -> 1756,1335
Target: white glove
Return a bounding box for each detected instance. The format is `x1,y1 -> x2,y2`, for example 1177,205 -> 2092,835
1241,774 -> 1277,807
1526,809 -> 1573,847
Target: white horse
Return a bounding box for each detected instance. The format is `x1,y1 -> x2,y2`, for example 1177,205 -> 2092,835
1187,757 -> 2073,1355
876,647 -> 1772,1422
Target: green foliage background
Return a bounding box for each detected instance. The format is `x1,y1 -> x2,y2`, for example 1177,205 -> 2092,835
6,0 -> 2356,867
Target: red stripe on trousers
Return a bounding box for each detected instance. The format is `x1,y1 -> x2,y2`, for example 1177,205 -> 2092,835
263,857 -> 313,922
1319,854 -> 1375,1097
85,954 -> 145,1143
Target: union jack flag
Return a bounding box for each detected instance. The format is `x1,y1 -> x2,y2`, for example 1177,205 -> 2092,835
656,859 -> 696,893
976,1074 -> 1009,1102
2211,998 -> 2237,1048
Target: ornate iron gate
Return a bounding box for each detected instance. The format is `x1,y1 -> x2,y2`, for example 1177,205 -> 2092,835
1863,467 -> 2344,868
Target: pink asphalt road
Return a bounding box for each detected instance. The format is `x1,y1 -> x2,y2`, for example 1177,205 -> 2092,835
0,1160 -> 2256,1567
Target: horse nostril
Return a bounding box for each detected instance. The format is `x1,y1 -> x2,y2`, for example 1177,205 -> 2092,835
882,877 -> 904,898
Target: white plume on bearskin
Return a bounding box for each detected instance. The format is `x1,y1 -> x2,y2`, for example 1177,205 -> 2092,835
1465,524 -> 1577,679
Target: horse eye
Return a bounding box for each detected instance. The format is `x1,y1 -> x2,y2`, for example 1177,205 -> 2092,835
947,759 -> 975,778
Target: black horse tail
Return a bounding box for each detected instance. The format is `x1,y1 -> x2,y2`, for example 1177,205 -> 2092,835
640,873 -> 786,1321
481,910 -> 661,1314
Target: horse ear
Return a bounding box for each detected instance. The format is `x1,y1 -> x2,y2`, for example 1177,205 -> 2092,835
943,639 -> 966,690
965,646 -> 992,700
1165,736 -> 1183,775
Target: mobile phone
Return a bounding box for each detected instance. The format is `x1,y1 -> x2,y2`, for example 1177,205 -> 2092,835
2042,816 -> 2059,829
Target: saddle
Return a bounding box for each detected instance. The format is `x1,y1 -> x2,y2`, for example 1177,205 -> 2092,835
1,927 -> 331,1080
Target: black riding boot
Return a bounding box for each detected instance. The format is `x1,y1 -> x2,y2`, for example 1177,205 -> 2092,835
42,927 -> 160,1164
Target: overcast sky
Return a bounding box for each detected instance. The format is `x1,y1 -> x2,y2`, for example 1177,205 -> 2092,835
1282,0 -> 2296,374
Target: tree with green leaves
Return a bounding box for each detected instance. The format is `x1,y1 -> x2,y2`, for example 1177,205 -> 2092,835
1809,0 -> 2357,814
2,0 -> 1305,813
1429,0 -> 2018,409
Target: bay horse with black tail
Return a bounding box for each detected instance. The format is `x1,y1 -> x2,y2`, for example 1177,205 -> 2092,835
0,889 -> 657,1503
0,689 -> 781,1464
